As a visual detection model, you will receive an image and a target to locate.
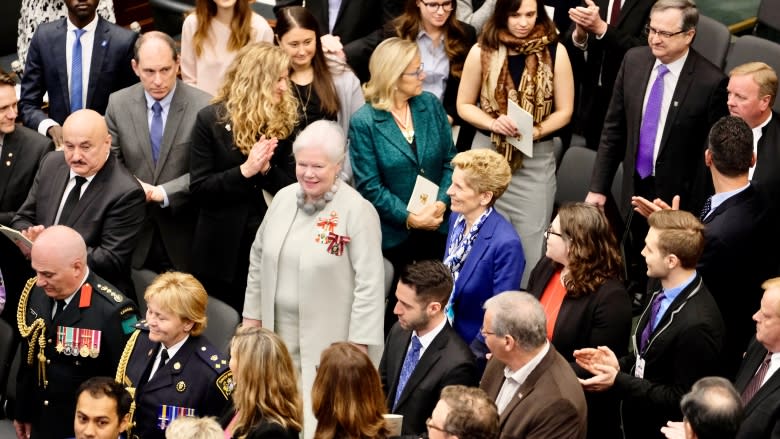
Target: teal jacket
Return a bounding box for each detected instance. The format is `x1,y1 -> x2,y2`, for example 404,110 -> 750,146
349,92 -> 456,249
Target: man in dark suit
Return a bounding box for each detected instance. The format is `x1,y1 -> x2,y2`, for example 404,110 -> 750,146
566,0 -> 655,149
576,209 -> 724,439
380,260 -> 478,436
480,292 -> 587,439
0,70 -> 53,326
272,0 -> 402,81
661,377 -> 744,439
13,226 -> 139,439
11,109 -> 146,298
18,0 -> 137,147
106,31 -> 211,273
733,278 -> 780,438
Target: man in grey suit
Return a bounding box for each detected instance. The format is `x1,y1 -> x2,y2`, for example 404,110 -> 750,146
106,31 -> 211,273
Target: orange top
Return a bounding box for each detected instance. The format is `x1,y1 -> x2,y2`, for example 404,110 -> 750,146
539,270 -> 568,339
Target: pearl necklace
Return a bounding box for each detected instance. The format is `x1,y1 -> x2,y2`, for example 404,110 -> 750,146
296,181 -> 339,215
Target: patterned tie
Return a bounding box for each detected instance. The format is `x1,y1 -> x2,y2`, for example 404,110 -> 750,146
394,335 -> 422,409
639,291 -> 666,352
59,176 -> 87,224
636,65 -> 670,179
150,101 -> 163,165
741,352 -> 772,404
700,196 -> 712,221
0,270 -> 6,313
609,0 -> 621,25
70,28 -> 86,113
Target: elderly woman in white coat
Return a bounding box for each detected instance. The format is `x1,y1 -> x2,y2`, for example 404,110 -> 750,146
242,120 -> 385,439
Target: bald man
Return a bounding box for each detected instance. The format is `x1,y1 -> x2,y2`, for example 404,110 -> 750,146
12,109 -> 145,296
13,225 -> 138,439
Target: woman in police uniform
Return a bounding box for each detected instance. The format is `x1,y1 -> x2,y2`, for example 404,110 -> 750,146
116,272 -> 233,439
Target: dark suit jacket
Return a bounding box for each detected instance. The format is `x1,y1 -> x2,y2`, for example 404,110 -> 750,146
753,113 -> 780,195
106,81 -> 211,271
19,17 -> 137,129
615,274 -> 724,439
527,257 -> 631,439
379,321 -> 478,435
734,339 -> 780,439
124,331 -> 232,439
589,47 -> 728,214
349,92 -> 456,249
11,152 -> 146,294
220,407 -> 300,439
698,184 -> 778,379
480,346 -> 587,439
273,0 -> 403,81
444,209 -> 524,345
15,271 -> 138,439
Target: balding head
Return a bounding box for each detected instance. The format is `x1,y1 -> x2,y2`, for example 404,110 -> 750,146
62,109 -> 111,177
680,377 -> 743,439
31,226 -> 88,299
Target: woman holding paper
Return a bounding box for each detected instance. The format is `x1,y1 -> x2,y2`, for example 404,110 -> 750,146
456,0 -> 574,286
349,38 -> 457,317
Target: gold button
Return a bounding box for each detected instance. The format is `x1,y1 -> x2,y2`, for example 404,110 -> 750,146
46,359 -> 50,364
43,400 -> 49,406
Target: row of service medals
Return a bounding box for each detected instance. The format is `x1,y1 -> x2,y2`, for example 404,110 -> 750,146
55,326 -> 101,358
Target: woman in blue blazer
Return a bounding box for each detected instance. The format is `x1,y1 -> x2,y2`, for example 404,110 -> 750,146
443,149 -> 524,347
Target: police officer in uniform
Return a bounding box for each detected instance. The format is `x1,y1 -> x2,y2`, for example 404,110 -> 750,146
116,271 -> 232,439
13,225 -> 139,439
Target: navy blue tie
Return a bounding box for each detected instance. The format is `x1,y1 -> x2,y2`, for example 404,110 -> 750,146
70,28 -> 86,113
394,335 -> 422,409
150,101 -> 163,165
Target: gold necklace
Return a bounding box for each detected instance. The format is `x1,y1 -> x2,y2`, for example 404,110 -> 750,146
390,103 -> 414,143
294,82 -> 313,124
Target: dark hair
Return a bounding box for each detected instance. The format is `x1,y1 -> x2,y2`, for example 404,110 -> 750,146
275,6 -> 340,118
399,260 -> 453,307
76,377 -> 132,419
707,116 -> 754,177
647,210 -> 705,269
134,31 -> 179,62
681,377 -> 743,439
392,0 -> 470,78
651,0 -> 699,31
0,69 -> 15,87
480,0 -> 558,50
440,385 -> 499,439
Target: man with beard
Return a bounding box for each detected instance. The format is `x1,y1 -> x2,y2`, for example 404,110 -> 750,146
379,260 -> 478,437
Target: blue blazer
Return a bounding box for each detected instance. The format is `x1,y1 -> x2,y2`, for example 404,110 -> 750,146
349,91 -> 456,249
444,209 -> 525,344
19,17 -> 138,129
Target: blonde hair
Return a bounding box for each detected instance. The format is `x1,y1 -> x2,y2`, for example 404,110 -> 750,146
230,327 -> 302,436
214,43 -> 298,155
729,62 -> 778,106
143,272 -> 208,336
451,149 -> 512,204
363,38 -> 418,111
165,416 -> 223,439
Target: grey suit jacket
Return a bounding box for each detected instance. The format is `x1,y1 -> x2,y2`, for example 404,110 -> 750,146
106,81 -> 211,270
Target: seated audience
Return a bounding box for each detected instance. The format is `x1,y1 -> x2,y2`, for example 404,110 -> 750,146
661,377 -> 744,439
480,291 -> 587,438
116,272 -> 232,439
243,120 -> 385,437
527,202 -> 631,439
222,326 -> 301,439
73,377 -> 132,439
380,260 -> 478,435
312,343 -> 390,439
428,385 -> 499,439
181,0 -> 273,96
189,43 -> 297,312
166,417 -> 224,439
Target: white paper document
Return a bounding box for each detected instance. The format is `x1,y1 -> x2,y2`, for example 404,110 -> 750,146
407,175 -> 439,214
507,100 -> 534,158
0,225 -> 32,251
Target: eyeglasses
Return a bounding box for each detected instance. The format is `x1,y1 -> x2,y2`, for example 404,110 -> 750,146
644,25 -> 688,39
420,0 -> 454,12
479,326 -> 496,337
402,63 -> 425,77
426,418 -> 453,435
544,226 -> 563,240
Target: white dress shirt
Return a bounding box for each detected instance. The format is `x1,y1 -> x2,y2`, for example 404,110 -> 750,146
149,335 -> 189,380
495,341 -> 550,414
54,171 -> 97,224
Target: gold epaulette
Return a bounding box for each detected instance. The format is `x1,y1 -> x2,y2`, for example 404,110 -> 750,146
115,329 -> 141,438
17,277 -> 49,388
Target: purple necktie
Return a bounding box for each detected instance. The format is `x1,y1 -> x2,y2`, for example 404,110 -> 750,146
741,352 -> 772,404
637,64 -> 670,179
639,291 -> 666,352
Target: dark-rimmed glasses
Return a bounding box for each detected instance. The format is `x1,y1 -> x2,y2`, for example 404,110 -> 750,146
420,1 -> 454,12
645,25 -> 688,39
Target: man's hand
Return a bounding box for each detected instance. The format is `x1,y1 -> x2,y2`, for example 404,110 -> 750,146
569,0 -> 608,35
585,191 -> 607,207
138,180 -> 165,203
661,421 -> 686,439
19,225 -> 44,257
13,420 -> 32,439
47,126 -> 64,149
579,362 -> 618,391
574,345 -> 619,372
631,195 -> 680,218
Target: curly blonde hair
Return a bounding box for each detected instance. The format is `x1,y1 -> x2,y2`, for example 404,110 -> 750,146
214,43 -> 298,155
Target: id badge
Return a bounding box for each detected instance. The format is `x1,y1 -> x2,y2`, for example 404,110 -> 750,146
634,356 -> 646,379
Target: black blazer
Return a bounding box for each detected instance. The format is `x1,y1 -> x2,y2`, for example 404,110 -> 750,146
11,152 -> 146,294
734,339 -> 780,439
19,17 -> 137,129
526,257 -> 631,439
220,407 -> 300,439
589,47 -> 728,214
753,113 -> 780,194
379,321 -> 478,436
614,274 -> 724,439
698,184 -> 778,379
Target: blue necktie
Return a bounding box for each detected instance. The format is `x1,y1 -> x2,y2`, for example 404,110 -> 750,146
636,64 -> 670,179
70,28 -> 86,113
150,101 -> 163,165
394,335 -> 422,409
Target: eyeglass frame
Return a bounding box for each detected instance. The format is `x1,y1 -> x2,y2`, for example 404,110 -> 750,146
419,0 -> 454,12
426,417 -> 454,435
544,225 -> 563,240
479,326 -> 496,338
402,63 -> 426,77
644,24 -> 689,39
